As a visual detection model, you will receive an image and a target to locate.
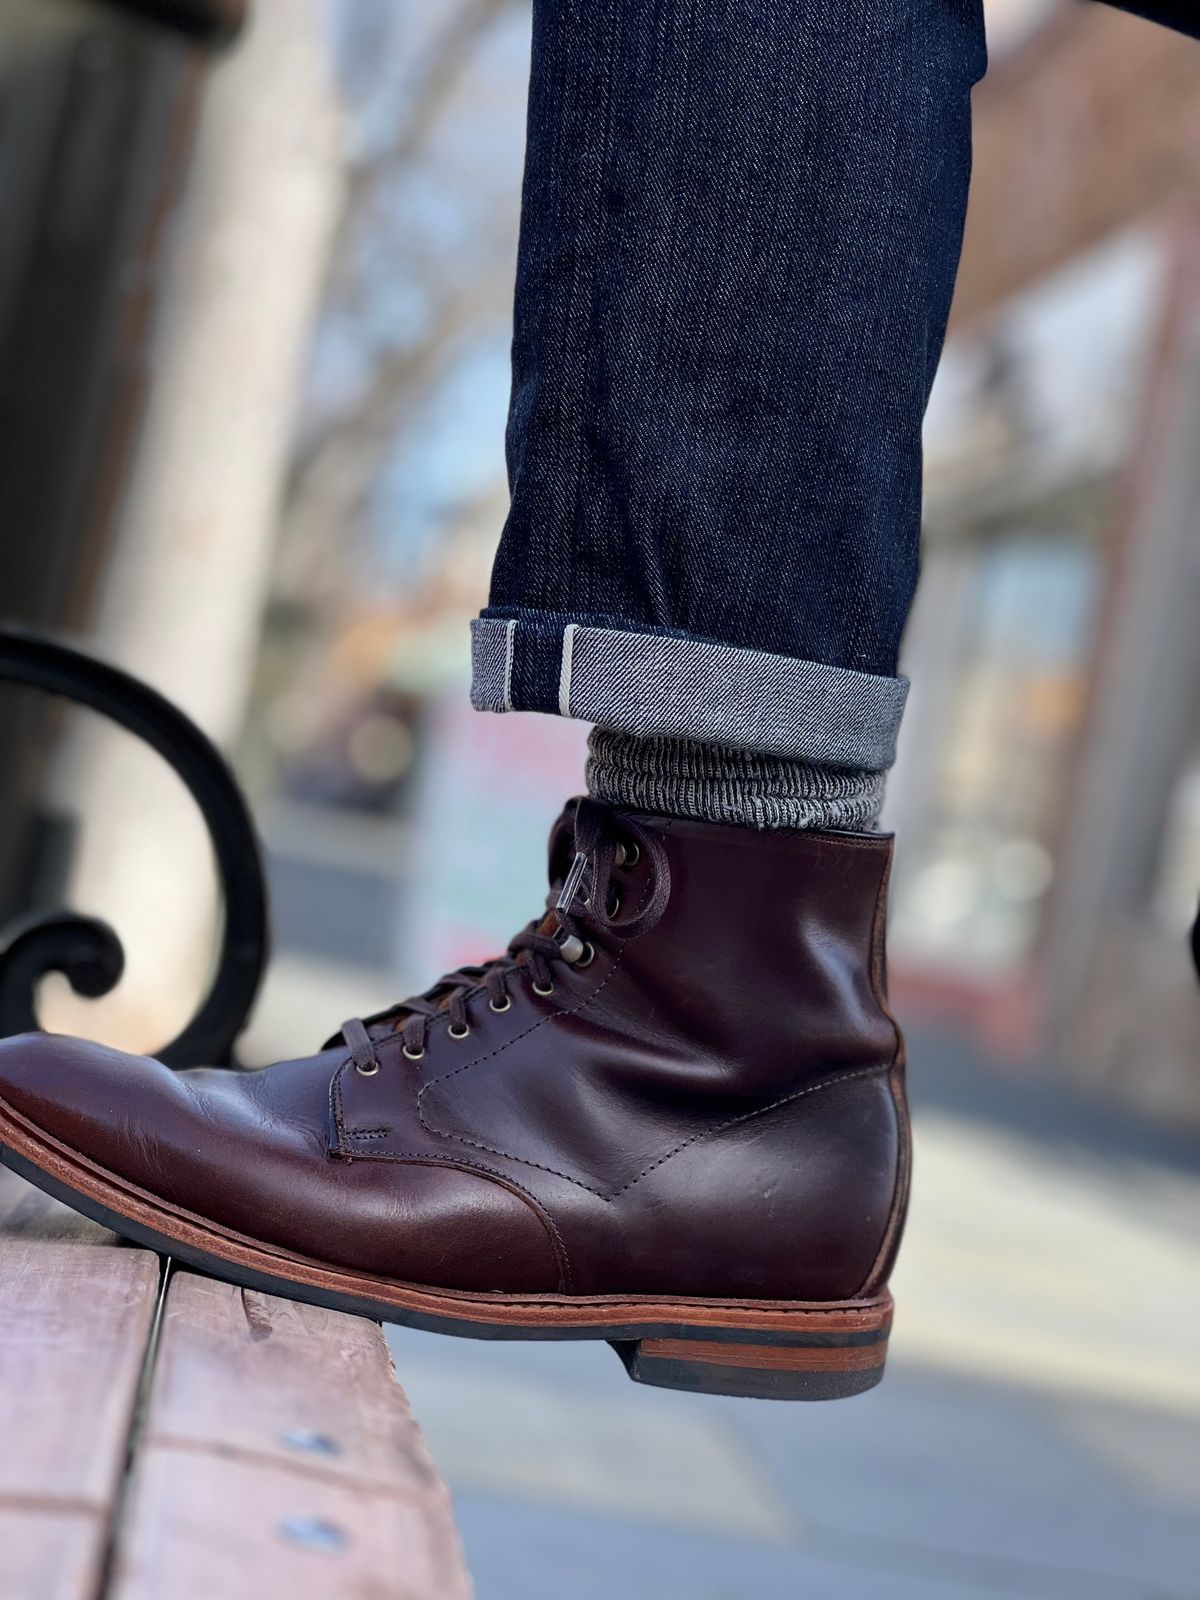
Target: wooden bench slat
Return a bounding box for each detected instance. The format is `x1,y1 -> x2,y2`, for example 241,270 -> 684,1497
0,1242 -> 160,1503
0,1240 -> 161,1600
109,1452 -> 468,1600
0,1510 -> 104,1600
0,1166 -> 115,1245
136,1271 -> 447,1496
107,1270 -> 471,1600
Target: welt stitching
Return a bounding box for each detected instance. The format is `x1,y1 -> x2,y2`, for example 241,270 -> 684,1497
329,1287 -> 884,1317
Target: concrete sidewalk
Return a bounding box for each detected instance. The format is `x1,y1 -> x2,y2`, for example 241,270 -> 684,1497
385,1066 -> 1200,1599
249,953 -> 1200,1595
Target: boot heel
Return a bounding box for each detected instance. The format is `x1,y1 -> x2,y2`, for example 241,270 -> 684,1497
610,1316 -> 890,1401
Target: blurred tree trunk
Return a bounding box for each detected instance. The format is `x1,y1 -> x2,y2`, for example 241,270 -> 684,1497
0,0 -> 200,924
45,0 -> 342,1051
271,0 -> 524,605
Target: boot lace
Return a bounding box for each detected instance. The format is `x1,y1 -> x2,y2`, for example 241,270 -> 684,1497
337,800 -> 670,1076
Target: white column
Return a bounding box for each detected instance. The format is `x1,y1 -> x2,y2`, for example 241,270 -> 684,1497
45,0 -> 342,1052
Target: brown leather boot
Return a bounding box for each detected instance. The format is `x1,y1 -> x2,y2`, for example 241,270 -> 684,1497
0,799 -> 908,1400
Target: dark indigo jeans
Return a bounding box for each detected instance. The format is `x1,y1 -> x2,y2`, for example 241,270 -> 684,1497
472,0 -> 987,773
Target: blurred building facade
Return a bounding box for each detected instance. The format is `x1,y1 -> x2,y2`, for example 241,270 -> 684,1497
886,3 -> 1200,1122
4,0 -> 1196,1119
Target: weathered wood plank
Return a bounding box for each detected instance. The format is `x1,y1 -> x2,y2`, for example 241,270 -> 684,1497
0,1241 -> 160,1600
0,1163 -> 115,1245
0,1243 -> 160,1503
110,1453 -> 469,1600
135,1271 -> 447,1494
0,1511 -> 100,1600
109,1271 -> 471,1600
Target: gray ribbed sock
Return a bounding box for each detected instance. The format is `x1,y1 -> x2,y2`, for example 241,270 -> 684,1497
586,729 -> 884,832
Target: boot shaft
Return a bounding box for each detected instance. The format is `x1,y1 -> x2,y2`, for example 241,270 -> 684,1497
569,808 -> 901,1099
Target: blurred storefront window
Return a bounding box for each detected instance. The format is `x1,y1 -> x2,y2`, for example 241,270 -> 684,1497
892,537 -> 1097,979
887,227 -> 1175,1049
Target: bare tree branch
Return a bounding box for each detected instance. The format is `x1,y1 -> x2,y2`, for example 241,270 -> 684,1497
343,0 -> 522,219
275,0 -> 526,589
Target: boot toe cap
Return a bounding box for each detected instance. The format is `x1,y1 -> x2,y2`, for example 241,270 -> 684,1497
0,1032 -> 565,1294
0,1030 -> 206,1218
0,1030 -> 158,1152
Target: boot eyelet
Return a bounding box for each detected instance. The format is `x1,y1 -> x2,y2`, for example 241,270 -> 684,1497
531,979 -> 554,997
607,891 -> 621,917
447,1022 -> 470,1041
355,1059 -> 380,1078
402,1044 -> 426,1061
489,994 -> 512,1013
559,934 -> 597,967
616,839 -> 640,867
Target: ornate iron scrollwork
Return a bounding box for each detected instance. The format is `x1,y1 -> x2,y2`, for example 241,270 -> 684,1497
100,0 -> 249,48
0,625 -> 268,1066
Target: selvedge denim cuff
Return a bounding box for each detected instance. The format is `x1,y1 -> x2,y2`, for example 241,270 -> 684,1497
470,613 -> 908,772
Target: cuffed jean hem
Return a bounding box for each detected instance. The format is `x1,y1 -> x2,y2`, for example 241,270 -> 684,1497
470,613 -> 908,771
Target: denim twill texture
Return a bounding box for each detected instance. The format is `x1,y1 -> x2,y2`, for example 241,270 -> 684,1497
471,616 -> 908,769
473,0 -> 987,758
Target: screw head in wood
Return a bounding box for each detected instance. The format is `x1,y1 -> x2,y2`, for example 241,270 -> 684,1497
281,1428 -> 341,1457
277,1516 -> 348,1553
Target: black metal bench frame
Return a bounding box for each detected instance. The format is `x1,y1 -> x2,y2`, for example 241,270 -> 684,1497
0,624 -> 267,1065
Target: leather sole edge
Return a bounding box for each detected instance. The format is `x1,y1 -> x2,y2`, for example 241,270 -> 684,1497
0,1100 -> 892,1394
